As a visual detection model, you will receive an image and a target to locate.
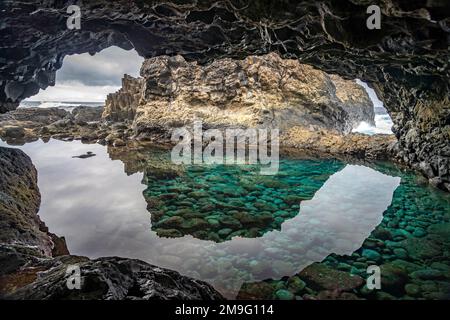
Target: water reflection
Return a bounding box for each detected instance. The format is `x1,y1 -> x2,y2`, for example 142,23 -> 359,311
143,158 -> 346,242
0,139 -> 400,298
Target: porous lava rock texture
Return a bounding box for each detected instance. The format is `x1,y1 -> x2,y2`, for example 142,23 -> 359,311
0,0 -> 449,190
107,53 -> 374,135
103,75 -> 144,122
0,147 -> 51,256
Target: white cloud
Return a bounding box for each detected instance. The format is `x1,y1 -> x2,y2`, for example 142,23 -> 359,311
27,81 -> 120,102
26,46 -> 143,102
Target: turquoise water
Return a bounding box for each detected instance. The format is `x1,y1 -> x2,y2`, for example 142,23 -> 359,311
0,139 -> 449,299
144,158 -> 346,242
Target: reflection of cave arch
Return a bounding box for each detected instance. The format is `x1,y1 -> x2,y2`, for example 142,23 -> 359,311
148,164 -> 400,298
144,159 -> 345,242
0,0 -> 449,191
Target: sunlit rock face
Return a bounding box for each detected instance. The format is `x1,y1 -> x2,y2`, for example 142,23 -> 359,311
103,75 -> 144,122
114,53 -> 374,135
0,0 -> 449,190
281,126 -> 397,160
103,54 -> 387,160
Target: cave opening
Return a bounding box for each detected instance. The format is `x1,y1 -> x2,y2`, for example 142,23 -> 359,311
352,80 -> 393,135
18,44 -> 394,139
0,0 -> 448,193
20,46 -> 144,111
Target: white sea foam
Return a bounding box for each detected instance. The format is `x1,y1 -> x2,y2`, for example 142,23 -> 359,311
353,79 -> 394,135
19,101 -> 102,112
352,114 -> 394,135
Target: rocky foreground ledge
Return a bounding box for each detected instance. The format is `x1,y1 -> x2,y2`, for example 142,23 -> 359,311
0,147 -> 223,300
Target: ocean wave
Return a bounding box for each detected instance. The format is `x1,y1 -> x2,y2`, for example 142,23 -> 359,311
19,101 -> 102,112
352,114 -> 393,135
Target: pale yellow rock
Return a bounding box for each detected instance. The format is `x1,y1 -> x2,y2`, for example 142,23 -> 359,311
103,53 -> 375,136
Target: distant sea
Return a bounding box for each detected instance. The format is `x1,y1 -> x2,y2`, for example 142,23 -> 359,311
19,101 -> 103,112
353,80 -> 394,135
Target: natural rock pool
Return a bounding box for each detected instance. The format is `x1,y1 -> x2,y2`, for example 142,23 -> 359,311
1,139 -> 449,299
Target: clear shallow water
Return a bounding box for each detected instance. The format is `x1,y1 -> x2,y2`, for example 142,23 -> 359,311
0,139 -> 449,299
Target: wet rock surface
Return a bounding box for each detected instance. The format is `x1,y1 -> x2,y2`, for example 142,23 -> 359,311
281,127 -> 396,160
0,108 -> 69,144
0,106 -> 133,148
2,249 -> 223,300
72,106 -> 104,124
298,263 -> 364,292
0,107 -> 105,145
72,151 -> 96,159
0,107 -> 69,126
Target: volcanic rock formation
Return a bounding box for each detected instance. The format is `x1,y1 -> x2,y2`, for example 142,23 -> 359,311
103,75 -> 144,122
0,0 -> 449,190
104,53 -> 375,136
0,106 -> 105,145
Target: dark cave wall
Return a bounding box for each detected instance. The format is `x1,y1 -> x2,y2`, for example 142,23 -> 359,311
0,0 -> 449,189
1,1 -> 448,106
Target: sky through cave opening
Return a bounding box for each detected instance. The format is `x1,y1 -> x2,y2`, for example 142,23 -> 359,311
18,46 -> 392,135
21,46 -> 144,109
353,79 -> 393,135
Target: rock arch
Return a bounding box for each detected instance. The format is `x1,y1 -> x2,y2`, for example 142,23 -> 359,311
0,0 -> 449,190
